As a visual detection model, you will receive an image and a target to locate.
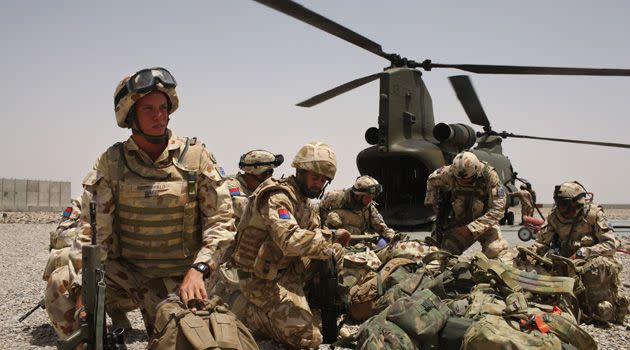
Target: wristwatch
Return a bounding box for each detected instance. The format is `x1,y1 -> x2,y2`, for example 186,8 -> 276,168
575,249 -> 585,259
192,262 -> 211,278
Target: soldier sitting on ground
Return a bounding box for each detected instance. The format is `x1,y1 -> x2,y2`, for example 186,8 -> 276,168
226,149 -> 283,226
533,181 -> 629,324
425,151 -> 509,259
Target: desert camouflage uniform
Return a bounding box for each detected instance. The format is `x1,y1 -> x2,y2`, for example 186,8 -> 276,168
425,162 -> 508,258
534,203 -> 628,323
230,176 -> 341,349
45,131 -> 236,339
225,173 -> 253,227
510,189 -> 534,222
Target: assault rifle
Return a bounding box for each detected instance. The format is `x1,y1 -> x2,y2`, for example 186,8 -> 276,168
18,298 -> 45,322
316,255 -> 342,344
58,200 -> 126,350
428,191 -> 452,247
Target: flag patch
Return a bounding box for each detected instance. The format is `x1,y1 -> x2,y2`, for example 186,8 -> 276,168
62,207 -> 72,218
229,187 -> 241,196
278,209 -> 290,219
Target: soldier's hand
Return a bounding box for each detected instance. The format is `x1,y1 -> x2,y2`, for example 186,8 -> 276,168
180,269 -> 208,305
451,225 -> 472,238
334,228 -> 352,246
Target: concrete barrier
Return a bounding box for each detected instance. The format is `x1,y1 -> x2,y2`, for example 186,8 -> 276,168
0,178 -> 70,212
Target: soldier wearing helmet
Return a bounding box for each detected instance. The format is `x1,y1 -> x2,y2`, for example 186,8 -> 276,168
45,67 -> 236,340
229,142 -> 351,349
425,151 -> 509,259
320,175 -> 394,240
226,149 -> 284,226
534,181 -> 628,323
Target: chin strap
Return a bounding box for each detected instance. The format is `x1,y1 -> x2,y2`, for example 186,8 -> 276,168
129,115 -> 170,144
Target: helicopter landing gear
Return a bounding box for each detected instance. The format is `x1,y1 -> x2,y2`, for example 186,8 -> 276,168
500,211 -> 515,225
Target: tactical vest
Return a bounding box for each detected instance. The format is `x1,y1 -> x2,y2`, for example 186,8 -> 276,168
450,164 -> 491,224
550,204 -> 600,257
106,137 -> 205,277
232,177 -> 317,280
324,189 -> 375,235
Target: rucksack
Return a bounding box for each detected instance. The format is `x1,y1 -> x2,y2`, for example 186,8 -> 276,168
149,295 -> 259,350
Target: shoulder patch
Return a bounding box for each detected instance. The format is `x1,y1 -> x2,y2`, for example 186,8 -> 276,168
218,166 -> 226,177
497,187 -> 505,198
278,209 -> 291,219
62,207 -> 73,218
229,187 -> 241,197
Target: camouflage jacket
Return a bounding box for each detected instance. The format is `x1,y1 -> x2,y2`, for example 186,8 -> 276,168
425,163 -> 506,238
319,188 -> 395,240
535,203 -> 618,258
72,131 -> 236,284
225,173 -> 254,227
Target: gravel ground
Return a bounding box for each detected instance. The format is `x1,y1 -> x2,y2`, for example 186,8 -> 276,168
2,216 -> 629,349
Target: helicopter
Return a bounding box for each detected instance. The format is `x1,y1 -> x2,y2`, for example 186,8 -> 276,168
252,0 -> 630,227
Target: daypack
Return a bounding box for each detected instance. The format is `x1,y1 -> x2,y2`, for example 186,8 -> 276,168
356,289 -> 451,350
149,295 -> 259,350
348,258 -> 415,321
385,289 -> 452,349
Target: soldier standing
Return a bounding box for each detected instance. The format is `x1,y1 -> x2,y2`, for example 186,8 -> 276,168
45,67 -> 236,339
227,149 -> 283,226
533,181 -> 629,323
425,151 -> 508,258
509,184 -> 535,224
230,142 -> 351,349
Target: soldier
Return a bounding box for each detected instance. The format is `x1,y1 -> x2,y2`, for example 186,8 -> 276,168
227,149 -> 284,226
509,184 -> 535,224
425,151 -> 508,258
230,141 -> 351,349
533,181 -> 629,323
320,175 -> 394,240
45,67 -> 236,340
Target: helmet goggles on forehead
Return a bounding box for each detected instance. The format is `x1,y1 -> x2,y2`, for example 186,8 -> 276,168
114,67 -> 177,107
353,183 -> 383,196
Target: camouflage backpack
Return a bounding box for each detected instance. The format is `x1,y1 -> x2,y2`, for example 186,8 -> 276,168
149,295 -> 259,350
356,289 -> 452,350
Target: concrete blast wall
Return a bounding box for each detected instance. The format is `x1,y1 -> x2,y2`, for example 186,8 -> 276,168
1,178 -> 71,212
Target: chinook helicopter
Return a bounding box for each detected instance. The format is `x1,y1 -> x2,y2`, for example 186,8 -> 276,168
253,0 -> 630,227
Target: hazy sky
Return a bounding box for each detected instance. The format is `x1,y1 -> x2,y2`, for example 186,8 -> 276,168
1,1 -> 630,203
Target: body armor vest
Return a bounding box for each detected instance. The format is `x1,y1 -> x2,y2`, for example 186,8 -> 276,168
106,137 -> 204,277
550,204 -> 600,257
232,177 -> 317,280
327,190 -> 375,235
450,164 -> 491,225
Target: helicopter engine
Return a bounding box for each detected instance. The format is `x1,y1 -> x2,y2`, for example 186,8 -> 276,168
433,123 -> 476,152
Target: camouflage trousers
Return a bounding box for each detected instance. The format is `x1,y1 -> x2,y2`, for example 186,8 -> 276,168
521,203 -> 534,222
45,258 -> 178,339
230,261 -> 322,349
580,255 -> 629,323
442,226 -> 508,259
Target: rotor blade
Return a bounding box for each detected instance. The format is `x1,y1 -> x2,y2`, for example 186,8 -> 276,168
449,75 -> 491,128
297,73 -> 381,107
504,132 -> 630,149
253,0 -> 390,60
431,63 -> 630,76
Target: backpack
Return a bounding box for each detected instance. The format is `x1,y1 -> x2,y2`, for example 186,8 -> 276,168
356,289 -> 451,350
149,295 -> 259,350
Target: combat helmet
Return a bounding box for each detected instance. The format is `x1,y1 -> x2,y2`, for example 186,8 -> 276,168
451,151 -> 481,179
352,175 -> 383,196
239,150 -> 284,175
553,181 -> 588,204
113,67 -> 179,128
291,141 -> 337,180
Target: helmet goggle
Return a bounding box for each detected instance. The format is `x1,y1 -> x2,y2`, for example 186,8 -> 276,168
238,154 -> 284,169
114,67 -> 177,107
353,184 -> 383,196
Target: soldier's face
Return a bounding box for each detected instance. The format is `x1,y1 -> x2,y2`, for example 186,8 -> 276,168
354,193 -> 374,206
303,170 -> 328,193
557,200 -> 581,219
134,91 -> 169,136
